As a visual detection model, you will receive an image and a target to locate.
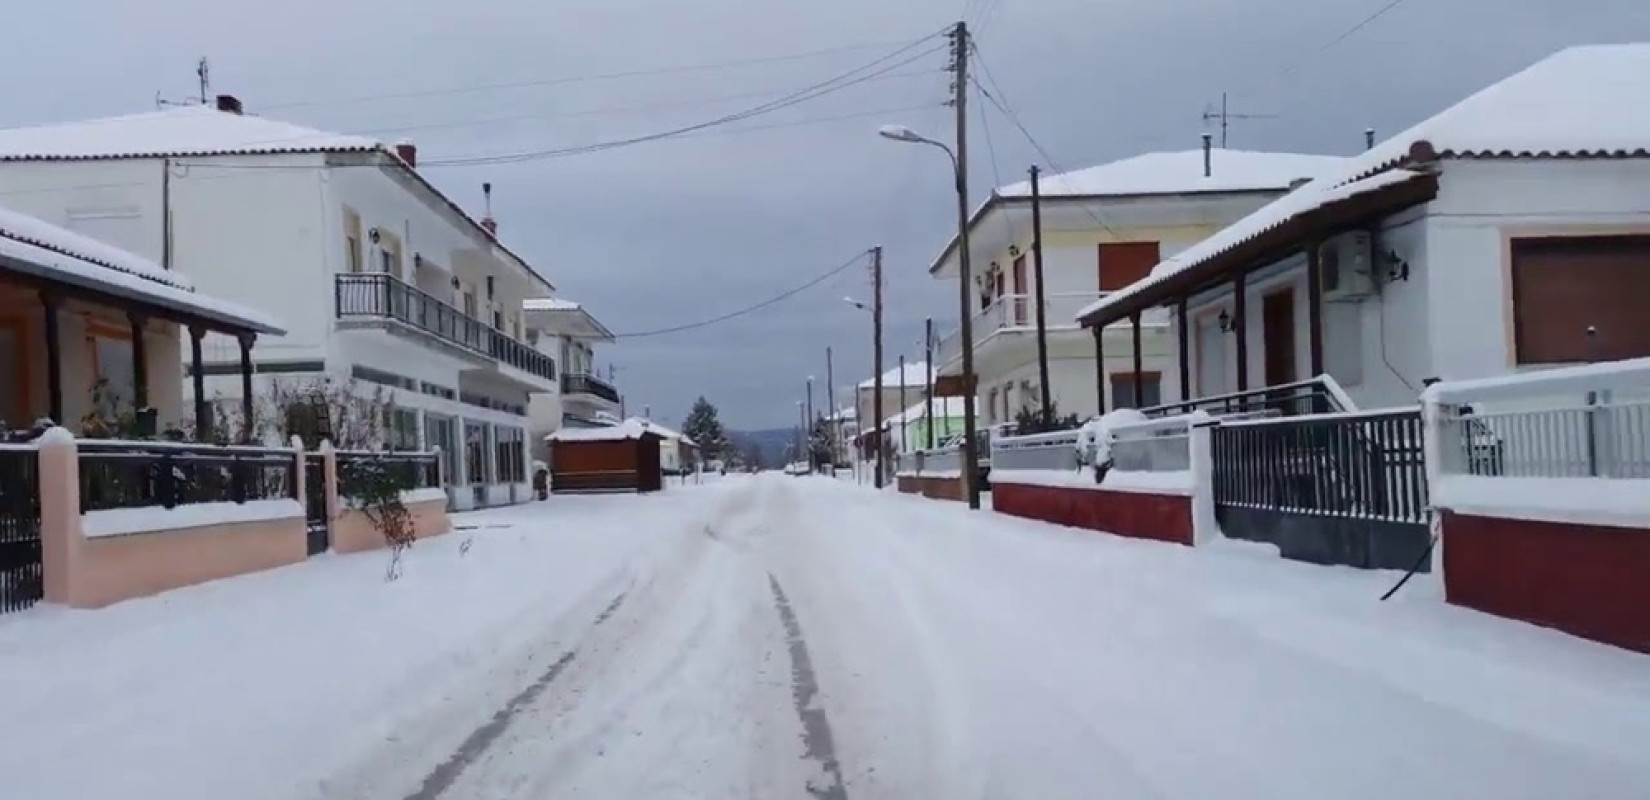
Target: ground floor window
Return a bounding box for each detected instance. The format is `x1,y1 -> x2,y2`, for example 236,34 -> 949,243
424,414 -> 457,485
494,426 -> 525,483
386,407 -> 419,451
1511,235 -> 1650,364
1111,371 -> 1163,410
464,421 -> 490,485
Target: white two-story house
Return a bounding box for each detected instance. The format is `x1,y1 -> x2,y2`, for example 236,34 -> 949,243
524,296 -> 622,464
0,96 -> 567,509
926,143 -> 1345,426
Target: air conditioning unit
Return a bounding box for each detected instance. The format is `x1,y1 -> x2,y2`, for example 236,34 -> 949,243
1319,231 -> 1377,303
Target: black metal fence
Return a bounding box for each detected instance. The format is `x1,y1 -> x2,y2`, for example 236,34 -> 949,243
335,451 -> 441,500
1211,409 -> 1430,570
1143,377 -> 1344,420
335,273 -> 557,382
562,372 -> 622,404
0,446 -> 42,614
78,441 -> 299,512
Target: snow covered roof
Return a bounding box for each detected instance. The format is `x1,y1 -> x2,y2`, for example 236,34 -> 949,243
627,418 -> 696,446
1078,42 -> 1650,328
857,360 -> 933,389
523,295 -> 615,341
546,419 -> 656,443
828,406 -> 857,422
522,297 -> 581,311
0,105 -> 379,161
995,149 -> 1345,199
0,204 -> 284,334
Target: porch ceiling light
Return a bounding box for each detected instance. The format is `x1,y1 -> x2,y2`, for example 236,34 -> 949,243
1218,309 -> 1234,333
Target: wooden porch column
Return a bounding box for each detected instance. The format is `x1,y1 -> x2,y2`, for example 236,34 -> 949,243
1233,271 -> 1249,394
1091,325 -> 1106,413
237,333 -> 256,444
190,326 -> 209,439
39,292 -> 62,424
1130,312 -> 1144,407
1306,240 -> 1326,377
1176,296 -> 1191,402
128,312 -> 149,411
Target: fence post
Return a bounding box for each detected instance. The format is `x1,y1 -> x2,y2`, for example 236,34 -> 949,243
1420,391 -> 1448,573
320,439 -> 340,523
1187,411 -> 1220,546
37,428 -> 87,607
290,435 -> 306,503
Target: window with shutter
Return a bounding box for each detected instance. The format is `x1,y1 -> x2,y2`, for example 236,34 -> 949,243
1098,242 -> 1162,291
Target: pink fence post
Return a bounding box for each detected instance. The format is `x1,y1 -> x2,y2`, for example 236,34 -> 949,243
320,439 -> 340,523
290,435 -> 306,510
36,427 -> 85,607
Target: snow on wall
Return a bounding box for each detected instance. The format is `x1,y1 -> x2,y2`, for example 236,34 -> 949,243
1435,475 -> 1650,529
83,498 -> 304,538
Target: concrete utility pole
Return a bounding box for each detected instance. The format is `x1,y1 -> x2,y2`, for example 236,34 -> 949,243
872,245 -> 885,488
898,354 -> 908,454
950,20 -> 981,510
1029,164 -> 1052,422
826,346 -> 836,470
924,317 -> 935,449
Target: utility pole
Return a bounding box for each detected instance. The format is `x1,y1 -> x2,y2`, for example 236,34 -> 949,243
871,245 -> 885,488
826,346 -> 836,471
1201,91 -> 1276,148
1029,164 -> 1052,422
924,317 -> 936,449
898,354 -> 908,454
805,376 -> 814,471
197,57 -> 211,104
949,20 -> 981,509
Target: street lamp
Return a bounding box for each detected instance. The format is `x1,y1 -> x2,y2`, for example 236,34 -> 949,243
879,122 -> 980,509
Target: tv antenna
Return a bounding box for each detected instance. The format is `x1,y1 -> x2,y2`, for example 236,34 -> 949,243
1201,92 -> 1277,147
155,57 -> 212,109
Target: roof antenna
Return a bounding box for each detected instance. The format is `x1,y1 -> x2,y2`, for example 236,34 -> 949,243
1200,91 -> 1277,147
196,58 -> 211,105
154,56 -> 212,109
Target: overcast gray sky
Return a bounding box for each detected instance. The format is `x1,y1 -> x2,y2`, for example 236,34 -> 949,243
6,0 -> 1649,428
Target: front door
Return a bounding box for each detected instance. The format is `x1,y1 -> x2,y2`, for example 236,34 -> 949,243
1263,289 -> 1297,387
1196,312 -> 1229,398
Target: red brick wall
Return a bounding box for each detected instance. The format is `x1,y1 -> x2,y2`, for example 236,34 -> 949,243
918,476 -> 964,502
897,475 -> 922,494
1443,511 -> 1650,654
992,482 -> 1192,546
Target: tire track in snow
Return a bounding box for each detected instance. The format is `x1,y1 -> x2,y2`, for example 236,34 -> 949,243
403,591 -> 629,800
769,573 -> 847,800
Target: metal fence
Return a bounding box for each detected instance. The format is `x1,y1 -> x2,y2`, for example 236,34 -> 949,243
0,445 -> 42,614
336,450 -> 442,499
1110,416 -> 1194,473
1436,389 -> 1650,480
78,440 -> 299,512
913,446 -> 965,475
991,430 -> 1081,472
1141,376 -> 1349,420
1212,409 -> 1428,523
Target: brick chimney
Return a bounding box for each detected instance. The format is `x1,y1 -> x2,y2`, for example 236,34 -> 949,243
215,94 -> 243,115
394,139 -> 417,168
480,182 -> 497,236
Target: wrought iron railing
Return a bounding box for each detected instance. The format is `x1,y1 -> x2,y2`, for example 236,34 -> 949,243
78,440 -> 299,512
335,273 -> 557,382
335,450 -> 442,499
1141,375 -> 1352,420
1431,363 -> 1650,480
562,372 -> 621,404
0,445 -> 42,614
934,292 -> 1115,366
1212,409 -> 1427,523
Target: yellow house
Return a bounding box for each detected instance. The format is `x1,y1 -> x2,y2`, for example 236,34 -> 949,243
925,141 -> 1344,426
0,204 -> 282,437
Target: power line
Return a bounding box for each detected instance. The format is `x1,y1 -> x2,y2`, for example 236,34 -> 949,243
1283,0 -> 1416,79
259,37 -> 938,110
611,250 -> 873,339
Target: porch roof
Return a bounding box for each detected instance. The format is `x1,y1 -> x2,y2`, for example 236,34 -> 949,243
1075,168 -> 1438,328
0,206 -> 284,335
523,296 -> 615,341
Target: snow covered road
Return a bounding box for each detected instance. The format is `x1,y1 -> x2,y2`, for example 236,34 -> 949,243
3,474 -> 1649,799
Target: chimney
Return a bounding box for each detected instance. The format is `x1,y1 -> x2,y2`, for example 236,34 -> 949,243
215,94 -> 243,115
480,182 -> 498,236
1365,128 -> 1376,150
1201,133 -> 1213,177
394,139 -> 417,168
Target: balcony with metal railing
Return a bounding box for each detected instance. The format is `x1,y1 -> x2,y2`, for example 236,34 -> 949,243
561,372 -> 621,405
933,291 -> 1138,368
334,273 -> 557,383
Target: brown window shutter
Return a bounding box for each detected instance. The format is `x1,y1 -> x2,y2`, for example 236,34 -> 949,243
1098,241 -> 1161,291
1511,235 -> 1650,364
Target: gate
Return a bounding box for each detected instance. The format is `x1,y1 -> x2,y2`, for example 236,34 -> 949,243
303,454 -> 329,556
0,446 -> 43,614
1211,409 -> 1432,570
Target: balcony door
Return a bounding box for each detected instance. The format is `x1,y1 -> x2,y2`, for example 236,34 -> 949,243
1012,255 -> 1028,325
1262,288 -> 1298,387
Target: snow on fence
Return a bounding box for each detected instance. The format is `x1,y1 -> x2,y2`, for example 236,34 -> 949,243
1110,415 -> 1196,473
914,445 -> 964,476
991,430 -> 1080,472
1427,358 -> 1650,481
334,449 -> 443,498
77,439 -> 299,513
